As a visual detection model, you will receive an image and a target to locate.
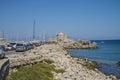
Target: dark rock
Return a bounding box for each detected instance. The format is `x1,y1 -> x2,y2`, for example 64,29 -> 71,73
92,61 -> 101,67
84,61 -> 101,70
117,61 -> 120,67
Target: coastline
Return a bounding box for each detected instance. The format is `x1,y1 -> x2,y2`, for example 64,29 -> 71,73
69,40 -> 120,79
7,44 -> 119,80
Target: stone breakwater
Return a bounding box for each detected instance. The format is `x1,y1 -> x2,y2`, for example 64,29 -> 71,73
61,40 -> 98,49
9,44 -> 118,80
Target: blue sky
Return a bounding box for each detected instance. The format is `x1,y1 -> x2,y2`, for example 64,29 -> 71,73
0,0 -> 120,40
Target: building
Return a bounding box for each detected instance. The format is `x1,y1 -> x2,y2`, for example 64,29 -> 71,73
56,32 -> 67,42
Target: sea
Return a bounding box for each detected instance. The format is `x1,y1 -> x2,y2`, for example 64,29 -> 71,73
69,40 -> 120,78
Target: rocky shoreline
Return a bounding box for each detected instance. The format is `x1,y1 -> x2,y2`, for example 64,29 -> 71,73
8,44 -> 119,80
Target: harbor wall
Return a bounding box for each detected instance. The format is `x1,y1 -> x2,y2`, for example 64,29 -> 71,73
0,59 -> 9,80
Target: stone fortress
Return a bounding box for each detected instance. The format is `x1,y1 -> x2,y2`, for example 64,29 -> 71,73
48,32 -> 98,49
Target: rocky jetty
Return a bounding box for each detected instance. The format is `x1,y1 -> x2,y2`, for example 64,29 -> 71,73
64,40 -> 98,49
8,44 -> 118,80
48,32 -> 98,49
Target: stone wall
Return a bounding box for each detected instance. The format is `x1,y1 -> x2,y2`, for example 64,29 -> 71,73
0,59 -> 9,80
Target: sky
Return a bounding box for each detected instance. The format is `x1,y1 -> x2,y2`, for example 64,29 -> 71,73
0,0 -> 120,40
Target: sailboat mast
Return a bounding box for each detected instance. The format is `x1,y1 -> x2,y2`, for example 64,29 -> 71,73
33,20 -> 35,40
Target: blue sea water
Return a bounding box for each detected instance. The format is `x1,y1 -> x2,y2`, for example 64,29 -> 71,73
69,40 -> 120,78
